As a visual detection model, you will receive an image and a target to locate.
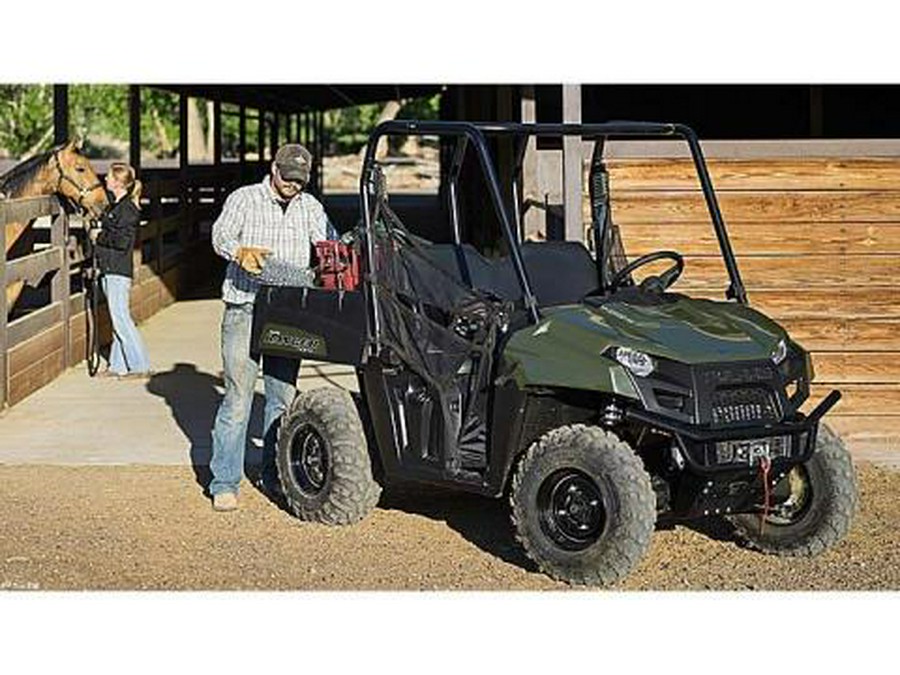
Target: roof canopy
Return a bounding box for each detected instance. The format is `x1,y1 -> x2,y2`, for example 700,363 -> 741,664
152,84 -> 445,113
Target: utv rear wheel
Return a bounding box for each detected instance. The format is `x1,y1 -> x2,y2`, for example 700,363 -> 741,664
276,387 -> 382,525
729,424 -> 857,556
510,425 -> 656,586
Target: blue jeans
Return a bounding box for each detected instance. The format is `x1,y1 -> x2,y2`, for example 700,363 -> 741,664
101,274 -> 151,375
209,303 -> 301,496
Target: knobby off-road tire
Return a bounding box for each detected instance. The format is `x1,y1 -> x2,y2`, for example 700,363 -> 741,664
276,387 -> 382,526
729,424 -> 858,556
510,425 -> 656,587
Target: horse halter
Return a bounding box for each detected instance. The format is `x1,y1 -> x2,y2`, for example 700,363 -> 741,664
52,150 -> 105,214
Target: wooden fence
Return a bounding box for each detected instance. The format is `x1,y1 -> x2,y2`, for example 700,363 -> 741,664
1,196 -> 71,409
603,156 -> 900,458
0,165 -> 235,409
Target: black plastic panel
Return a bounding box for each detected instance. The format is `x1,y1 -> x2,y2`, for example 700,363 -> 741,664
251,286 -> 367,366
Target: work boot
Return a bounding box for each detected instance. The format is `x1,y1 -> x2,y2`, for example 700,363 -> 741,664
212,492 -> 238,512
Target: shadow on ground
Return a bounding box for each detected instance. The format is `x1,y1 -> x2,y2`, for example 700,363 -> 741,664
379,484 -> 749,574
662,514 -> 743,545
145,362 -> 264,493
377,482 -> 538,573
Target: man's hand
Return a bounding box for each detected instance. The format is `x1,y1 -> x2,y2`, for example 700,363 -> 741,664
88,227 -> 101,243
235,246 -> 271,275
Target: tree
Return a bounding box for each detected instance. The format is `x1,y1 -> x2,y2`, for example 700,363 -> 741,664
0,85 -> 54,158
323,94 -> 441,156
68,84 -> 129,157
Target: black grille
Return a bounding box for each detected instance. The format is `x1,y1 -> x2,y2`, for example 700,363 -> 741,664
710,387 -> 779,426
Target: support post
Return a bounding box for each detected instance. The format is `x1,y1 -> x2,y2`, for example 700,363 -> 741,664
258,108 -> 266,166
53,85 -> 69,145
562,84 -> 583,243
179,92 -> 190,254
810,85 -> 824,138
49,200 -> 71,367
213,99 -> 222,167
129,85 -> 141,171
316,111 -> 324,194
520,85 -> 542,241
273,113 -> 281,153
239,104 -> 246,163
271,112 -> 279,158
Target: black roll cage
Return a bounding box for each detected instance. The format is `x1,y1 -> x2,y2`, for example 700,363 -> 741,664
359,120 -> 748,350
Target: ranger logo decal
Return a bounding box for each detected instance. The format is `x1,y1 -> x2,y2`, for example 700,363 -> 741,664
260,323 -> 327,357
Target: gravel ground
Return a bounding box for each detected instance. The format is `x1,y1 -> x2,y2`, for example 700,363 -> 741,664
0,462 -> 897,592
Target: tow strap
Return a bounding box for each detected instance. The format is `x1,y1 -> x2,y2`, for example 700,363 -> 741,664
759,456 -> 772,536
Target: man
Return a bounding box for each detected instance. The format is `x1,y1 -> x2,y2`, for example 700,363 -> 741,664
209,143 -> 330,511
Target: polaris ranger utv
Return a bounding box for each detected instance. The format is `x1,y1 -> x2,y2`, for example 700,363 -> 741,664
251,120 -> 857,586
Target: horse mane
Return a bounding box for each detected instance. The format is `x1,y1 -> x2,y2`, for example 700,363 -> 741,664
0,142 -> 66,199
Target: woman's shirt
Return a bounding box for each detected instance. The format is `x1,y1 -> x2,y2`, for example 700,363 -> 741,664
96,195 -> 140,278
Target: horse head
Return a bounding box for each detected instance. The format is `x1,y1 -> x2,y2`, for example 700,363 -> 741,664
52,137 -> 110,219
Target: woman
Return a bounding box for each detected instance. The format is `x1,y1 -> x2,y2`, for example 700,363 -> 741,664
93,162 -> 151,379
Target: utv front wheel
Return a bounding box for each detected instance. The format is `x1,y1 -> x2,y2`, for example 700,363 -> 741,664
510,425 -> 656,586
729,424 -> 857,556
276,387 -> 382,525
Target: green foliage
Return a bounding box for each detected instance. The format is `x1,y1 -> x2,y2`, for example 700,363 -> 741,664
324,103 -> 383,154
221,103 -> 241,159
397,94 -> 441,122
0,84 -> 54,158
141,88 -> 180,159
324,94 -> 442,155
68,84 -> 129,157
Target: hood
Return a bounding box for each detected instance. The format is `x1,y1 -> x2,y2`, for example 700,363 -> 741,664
539,294 -> 788,365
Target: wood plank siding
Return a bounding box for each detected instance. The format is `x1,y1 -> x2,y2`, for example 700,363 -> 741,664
2,170 -> 224,408
604,157 -> 900,458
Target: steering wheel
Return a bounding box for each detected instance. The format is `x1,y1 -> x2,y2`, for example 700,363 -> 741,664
608,250 -> 685,293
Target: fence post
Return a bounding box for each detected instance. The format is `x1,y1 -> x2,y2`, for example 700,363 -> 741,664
50,198 -> 71,367
179,94 -> 191,296
1,202 -> 8,409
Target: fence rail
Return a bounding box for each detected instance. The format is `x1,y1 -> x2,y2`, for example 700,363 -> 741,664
1,195 -> 69,408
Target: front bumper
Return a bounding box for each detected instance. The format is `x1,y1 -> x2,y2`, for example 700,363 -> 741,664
625,389 -> 841,476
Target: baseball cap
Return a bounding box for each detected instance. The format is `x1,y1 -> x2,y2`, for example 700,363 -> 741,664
275,144 -> 312,184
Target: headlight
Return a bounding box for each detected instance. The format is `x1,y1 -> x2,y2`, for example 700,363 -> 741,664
610,346 -> 655,378
771,339 -> 788,365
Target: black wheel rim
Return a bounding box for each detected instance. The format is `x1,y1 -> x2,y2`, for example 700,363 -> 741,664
537,469 -> 607,551
289,425 -> 329,496
767,464 -> 813,525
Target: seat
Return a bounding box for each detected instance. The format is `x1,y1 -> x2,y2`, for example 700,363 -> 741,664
427,241 -> 598,307
520,241 -> 599,306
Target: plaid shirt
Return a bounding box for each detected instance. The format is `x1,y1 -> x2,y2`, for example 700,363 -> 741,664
212,177 -> 331,304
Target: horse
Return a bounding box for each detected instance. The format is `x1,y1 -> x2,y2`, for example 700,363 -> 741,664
1,137 -> 109,312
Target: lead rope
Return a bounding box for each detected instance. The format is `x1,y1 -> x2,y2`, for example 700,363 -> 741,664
84,220 -> 101,377
759,456 -> 772,536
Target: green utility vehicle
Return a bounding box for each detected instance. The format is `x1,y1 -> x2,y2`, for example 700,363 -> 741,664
251,121 -> 857,586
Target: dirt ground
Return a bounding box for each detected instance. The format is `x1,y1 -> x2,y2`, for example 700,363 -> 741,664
0,462 -> 897,592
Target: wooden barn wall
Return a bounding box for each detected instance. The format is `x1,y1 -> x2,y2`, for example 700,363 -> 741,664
604,157 -> 900,459
5,266 -> 182,406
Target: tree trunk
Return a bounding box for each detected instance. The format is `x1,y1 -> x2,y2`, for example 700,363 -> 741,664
21,123 -> 54,160
187,98 -> 207,163
151,107 -> 173,156
206,100 -> 215,160
359,100 -> 405,161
